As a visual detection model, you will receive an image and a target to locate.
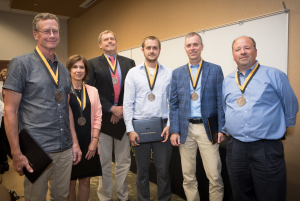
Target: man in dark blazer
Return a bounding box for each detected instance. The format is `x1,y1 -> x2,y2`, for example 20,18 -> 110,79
85,30 -> 135,201
169,32 -> 226,201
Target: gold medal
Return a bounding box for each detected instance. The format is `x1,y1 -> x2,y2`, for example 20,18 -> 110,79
187,59 -> 203,101
71,84 -> 87,124
77,116 -> 86,126
144,62 -> 159,102
237,96 -> 246,106
148,92 -> 155,101
55,91 -> 63,102
235,62 -> 260,106
112,77 -> 118,85
191,92 -> 198,101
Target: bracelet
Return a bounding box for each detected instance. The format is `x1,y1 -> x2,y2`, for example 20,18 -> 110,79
93,136 -> 100,140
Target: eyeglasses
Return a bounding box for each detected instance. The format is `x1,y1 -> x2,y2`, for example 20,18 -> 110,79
37,29 -> 61,36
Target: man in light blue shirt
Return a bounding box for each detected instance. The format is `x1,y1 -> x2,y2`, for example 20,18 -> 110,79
123,36 -> 172,201
223,36 -> 298,201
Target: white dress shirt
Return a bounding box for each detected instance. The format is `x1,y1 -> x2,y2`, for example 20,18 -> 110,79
123,62 -> 172,133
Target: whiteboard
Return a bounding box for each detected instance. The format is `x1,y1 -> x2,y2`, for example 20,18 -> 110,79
117,49 -> 131,58
118,12 -> 288,77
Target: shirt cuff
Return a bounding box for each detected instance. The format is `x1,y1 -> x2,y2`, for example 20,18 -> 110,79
126,125 -> 134,133
285,116 -> 296,127
108,105 -> 113,113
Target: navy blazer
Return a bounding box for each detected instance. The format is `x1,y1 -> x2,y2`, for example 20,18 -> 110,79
169,60 -> 225,143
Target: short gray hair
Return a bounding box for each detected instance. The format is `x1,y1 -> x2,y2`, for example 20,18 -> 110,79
98,30 -> 117,44
32,13 -> 60,31
185,32 -> 203,45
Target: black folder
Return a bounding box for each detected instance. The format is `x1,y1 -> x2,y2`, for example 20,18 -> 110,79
101,113 -> 126,140
207,115 -> 219,144
132,118 -> 164,143
71,149 -> 98,179
19,129 -> 53,183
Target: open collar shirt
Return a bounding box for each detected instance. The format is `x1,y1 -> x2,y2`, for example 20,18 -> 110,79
3,51 -> 72,152
189,62 -> 202,118
222,61 -> 298,142
123,62 -> 172,133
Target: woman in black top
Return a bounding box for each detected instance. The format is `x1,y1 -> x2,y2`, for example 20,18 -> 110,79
67,55 -> 102,201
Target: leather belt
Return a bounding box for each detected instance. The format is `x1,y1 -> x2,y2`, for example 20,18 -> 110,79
189,118 -> 203,124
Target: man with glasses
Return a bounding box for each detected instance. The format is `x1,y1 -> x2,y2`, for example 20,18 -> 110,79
3,13 -> 81,201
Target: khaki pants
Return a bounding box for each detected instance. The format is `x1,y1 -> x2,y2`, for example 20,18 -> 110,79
24,148 -> 73,201
98,133 -> 131,201
179,123 -> 224,201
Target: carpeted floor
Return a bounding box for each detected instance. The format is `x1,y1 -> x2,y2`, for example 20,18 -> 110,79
2,158 -> 185,201
83,162 -> 185,201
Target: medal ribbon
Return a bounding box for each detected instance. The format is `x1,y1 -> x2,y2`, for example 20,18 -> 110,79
235,62 -> 260,94
144,62 -> 159,91
187,59 -> 203,91
104,54 -> 117,74
35,46 -> 59,85
71,83 -> 86,114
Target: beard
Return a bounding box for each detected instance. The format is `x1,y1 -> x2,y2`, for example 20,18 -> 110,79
145,54 -> 158,63
238,58 -> 251,66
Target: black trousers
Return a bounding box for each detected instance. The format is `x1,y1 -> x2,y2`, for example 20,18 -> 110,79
132,138 -> 172,201
0,118 -> 8,164
226,136 -> 286,201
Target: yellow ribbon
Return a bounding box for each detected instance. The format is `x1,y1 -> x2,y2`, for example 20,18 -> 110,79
35,46 -> 58,85
235,62 -> 260,92
145,62 -> 158,89
187,58 -> 203,89
104,54 -> 117,73
72,83 -> 86,111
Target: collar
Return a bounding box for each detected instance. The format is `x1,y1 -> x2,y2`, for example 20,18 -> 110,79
237,60 -> 258,75
104,53 -> 116,59
45,54 -> 58,63
189,61 -> 200,68
140,62 -> 163,70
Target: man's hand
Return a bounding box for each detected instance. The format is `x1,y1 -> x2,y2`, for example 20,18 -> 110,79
170,133 -> 180,146
12,153 -> 33,176
161,126 -> 170,143
129,131 -> 140,146
86,138 -> 98,160
110,106 -> 123,119
72,143 -> 82,165
217,132 -> 226,144
110,114 -> 120,124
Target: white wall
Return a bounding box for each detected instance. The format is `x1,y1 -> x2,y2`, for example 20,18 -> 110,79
0,11 -> 68,64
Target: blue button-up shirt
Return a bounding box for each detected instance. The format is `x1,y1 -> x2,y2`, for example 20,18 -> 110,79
189,62 -> 202,118
4,51 -> 72,152
123,62 -> 172,133
222,61 -> 298,142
